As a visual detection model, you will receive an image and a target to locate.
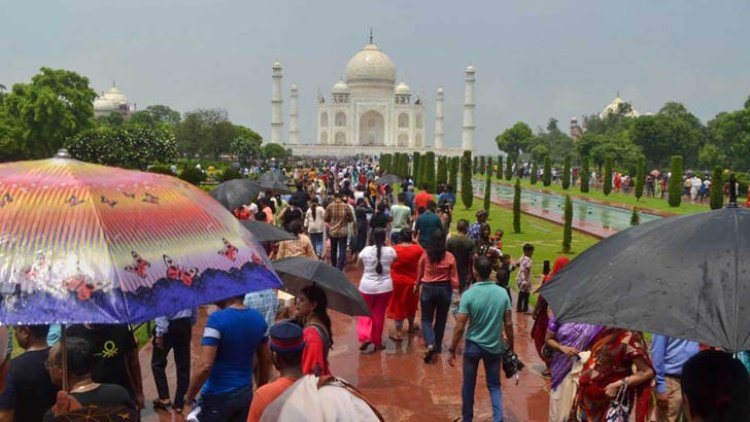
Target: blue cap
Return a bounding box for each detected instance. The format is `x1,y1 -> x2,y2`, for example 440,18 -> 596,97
269,321 -> 305,353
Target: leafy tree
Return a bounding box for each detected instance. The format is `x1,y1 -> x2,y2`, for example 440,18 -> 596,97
710,166 -> 724,210
705,98 -> 750,171
698,144 -> 727,170
437,156 -> 448,186
66,125 -> 178,171
496,121 -> 534,163
449,156 -> 459,192
423,152 -> 436,192
530,145 -> 550,164
98,111 -> 125,127
461,151 -> 473,209
262,143 -> 289,160
603,156 -> 613,195
496,155 -> 503,179
580,156 -> 590,193
543,155 -> 552,186
667,155 -> 683,207
631,102 -> 703,169
4,67 -> 97,158
175,108 -> 237,159
562,155 -> 571,190
179,167 -> 206,185
563,195 -> 572,253
483,157 -> 492,212
630,207 -> 640,226
635,156 -> 645,200
144,104 -> 181,126
530,162 -> 538,185
513,178 -> 521,233
230,128 -> 262,166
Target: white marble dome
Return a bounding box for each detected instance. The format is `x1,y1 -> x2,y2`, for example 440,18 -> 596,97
395,81 -> 411,95
344,43 -> 396,85
332,79 -> 350,94
600,95 -> 640,119
94,86 -> 130,116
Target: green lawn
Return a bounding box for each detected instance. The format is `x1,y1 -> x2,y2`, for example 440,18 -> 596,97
451,197 -> 600,306
482,176 -> 710,215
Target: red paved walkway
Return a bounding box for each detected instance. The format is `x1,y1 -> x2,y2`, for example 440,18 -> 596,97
140,264 -> 549,421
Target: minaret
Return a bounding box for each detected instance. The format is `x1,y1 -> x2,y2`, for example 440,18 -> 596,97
434,87 -> 444,150
289,84 -> 299,145
270,60 -> 283,144
461,64 -> 476,152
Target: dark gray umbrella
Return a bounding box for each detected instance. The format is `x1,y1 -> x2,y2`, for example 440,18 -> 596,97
376,174 -> 402,186
272,257 -> 370,316
258,172 -> 291,194
539,207 -> 750,352
241,220 -> 296,243
209,179 -> 262,211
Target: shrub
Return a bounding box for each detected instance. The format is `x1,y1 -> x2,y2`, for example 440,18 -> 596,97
179,167 -> 207,185
413,152 -> 421,184
479,156 -> 486,176
667,155 -> 683,207
603,156 -> 613,196
543,155 -> 552,187
562,155 -> 571,190
424,152 -> 436,192
496,155 -> 503,179
710,166 -> 724,210
630,207 -> 640,226
473,156 -> 478,174
513,177 -> 521,233
449,156 -> 459,192
380,154 -> 392,173
635,156 -> 645,200
148,164 -> 174,175
483,157 -> 492,212
530,162 -> 538,185
504,156 -> 513,180
437,156 -> 448,186
221,168 -> 242,182
580,156 -> 590,193
461,151 -> 473,209
563,195 -> 573,253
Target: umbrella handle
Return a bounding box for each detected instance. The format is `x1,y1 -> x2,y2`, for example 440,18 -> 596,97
61,324 -> 68,392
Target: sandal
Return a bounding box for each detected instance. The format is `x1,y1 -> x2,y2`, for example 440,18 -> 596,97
359,341 -> 372,352
153,400 -> 171,411
423,345 -> 436,364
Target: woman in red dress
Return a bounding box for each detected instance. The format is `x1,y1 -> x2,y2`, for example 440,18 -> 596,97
386,228 -> 423,341
531,256 -> 570,373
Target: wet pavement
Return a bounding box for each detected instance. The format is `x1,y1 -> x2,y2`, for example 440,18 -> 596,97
140,264 -> 550,421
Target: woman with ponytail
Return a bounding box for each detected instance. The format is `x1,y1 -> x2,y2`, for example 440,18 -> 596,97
294,285 -> 333,376
356,227 -> 397,354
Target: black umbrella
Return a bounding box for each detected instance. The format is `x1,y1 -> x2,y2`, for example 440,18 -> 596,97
376,174 -> 402,186
272,257 -> 370,316
258,172 -> 291,194
539,207 -> 750,352
209,179 -> 262,211
241,220 -> 296,243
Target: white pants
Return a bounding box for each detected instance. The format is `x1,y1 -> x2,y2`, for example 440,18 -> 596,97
549,351 -> 590,422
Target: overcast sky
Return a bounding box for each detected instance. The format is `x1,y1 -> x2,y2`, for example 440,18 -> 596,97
2,0 -> 749,152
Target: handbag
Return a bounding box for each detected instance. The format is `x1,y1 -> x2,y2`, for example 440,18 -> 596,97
605,379 -> 632,422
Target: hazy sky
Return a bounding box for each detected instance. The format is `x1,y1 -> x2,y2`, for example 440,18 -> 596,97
2,0 -> 749,152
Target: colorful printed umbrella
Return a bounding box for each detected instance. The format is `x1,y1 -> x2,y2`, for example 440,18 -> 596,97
0,151 -> 282,325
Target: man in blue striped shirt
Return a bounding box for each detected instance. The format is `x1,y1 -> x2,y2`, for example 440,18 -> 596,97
651,335 -> 700,421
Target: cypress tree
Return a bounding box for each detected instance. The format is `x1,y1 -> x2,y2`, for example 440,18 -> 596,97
603,156 -> 613,196
710,166 -> 724,210
563,195 -> 573,253
483,157 -> 493,212
381,154 -> 391,173
635,156 -> 645,200
412,152 -> 421,184
473,156 -> 478,174
530,162 -> 538,185
562,155 -> 571,190
505,156 -> 513,180
449,156 -> 459,192
580,156 -> 590,193
543,155 -> 552,186
479,156 -> 486,176
513,177 -> 522,233
630,207 -> 640,226
424,152 -> 436,192
437,156 -> 448,186
420,154 -> 429,190
667,155 -> 683,207
496,155 -> 503,179
461,151 -> 473,209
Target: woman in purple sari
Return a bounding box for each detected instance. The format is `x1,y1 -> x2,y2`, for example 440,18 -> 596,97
545,316 -> 602,422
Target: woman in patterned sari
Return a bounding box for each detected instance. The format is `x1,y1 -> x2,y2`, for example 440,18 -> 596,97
573,328 -> 654,421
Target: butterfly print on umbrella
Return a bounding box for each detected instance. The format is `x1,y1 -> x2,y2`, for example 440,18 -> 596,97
143,192 -> 159,204
64,273 -> 102,301
218,238 -> 238,261
163,255 -> 199,286
100,196 -> 118,208
66,195 -> 85,207
0,193 -> 12,208
124,251 -> 150,278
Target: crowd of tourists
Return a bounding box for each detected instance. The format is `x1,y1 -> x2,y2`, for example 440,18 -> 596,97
0,157 -> 747,422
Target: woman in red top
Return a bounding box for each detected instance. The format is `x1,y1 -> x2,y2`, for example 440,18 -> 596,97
386,228 -> 424,341
294,285 -> 332,376
414,229 -> 458,363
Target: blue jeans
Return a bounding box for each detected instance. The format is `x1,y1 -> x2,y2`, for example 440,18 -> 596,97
390,231 -> 401,245
330,236 -> 347,270
420,282 -> 452,352
462,340 -> 503,422
199,384 -> 252,422
309,232 -> 324,257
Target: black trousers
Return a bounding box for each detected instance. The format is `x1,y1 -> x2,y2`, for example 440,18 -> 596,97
517,291 -> 530,313
151,317 -> 192,408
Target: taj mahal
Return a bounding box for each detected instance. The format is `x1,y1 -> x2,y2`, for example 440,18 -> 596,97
272,34 -> 471,157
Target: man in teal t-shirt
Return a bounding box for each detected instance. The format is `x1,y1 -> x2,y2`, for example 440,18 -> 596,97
414,201 -> 443,248
389,193 -> 412,244
448,256 -> 513,422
